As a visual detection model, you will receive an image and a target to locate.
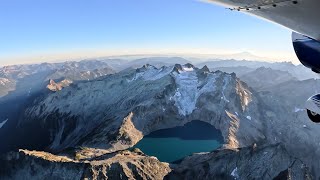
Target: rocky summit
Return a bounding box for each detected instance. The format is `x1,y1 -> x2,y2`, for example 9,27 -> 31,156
0,63 -> 319,179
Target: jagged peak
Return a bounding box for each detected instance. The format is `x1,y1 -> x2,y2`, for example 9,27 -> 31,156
142,63 -> 156,69
130,64 -> 237,83
201,65 -> 210,72
183,63 -> 195,69
136,64 -> 157,72
172,64 -> 183,73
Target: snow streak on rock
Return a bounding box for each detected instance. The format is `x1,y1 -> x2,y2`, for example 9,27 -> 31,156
294,107 -> 304,113
222,76 -> 231,102
0,119 -> 8,129
231,167 -> 239,179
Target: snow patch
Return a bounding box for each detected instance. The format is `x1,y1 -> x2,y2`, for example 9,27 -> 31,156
0,119 -> 8,129
28,88 -> 31,96
231,167 -> 239,179
294,107 -> 304,113
182,66 -> 194,72
221,76 -> 230,102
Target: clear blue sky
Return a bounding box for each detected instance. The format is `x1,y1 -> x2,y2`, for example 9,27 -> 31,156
0,0 -> 296,65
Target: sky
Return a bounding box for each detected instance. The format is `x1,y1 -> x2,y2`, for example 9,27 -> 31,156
0,0 -> 298,65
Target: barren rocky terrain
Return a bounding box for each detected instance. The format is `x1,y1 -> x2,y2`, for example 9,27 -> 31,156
0,59 -> 319,179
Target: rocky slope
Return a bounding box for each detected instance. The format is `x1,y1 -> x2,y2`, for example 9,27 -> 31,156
12,63 -> 268,154
47,62 -> 116,82
0,77 -> 15,97
209,66 -> 255,76
0,144 -> 312,180
0,60 -> 117,143
1,63 -> 320,179
0,60 -> 116,99
166,144 -> 312,180
0,148 -> 171,180
239,67 -> 298,91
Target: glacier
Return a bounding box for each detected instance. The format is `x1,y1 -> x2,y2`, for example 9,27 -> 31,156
172,65 -> 218,116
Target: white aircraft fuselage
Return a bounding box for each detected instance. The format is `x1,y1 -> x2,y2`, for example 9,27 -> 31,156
208,0 -> 320,40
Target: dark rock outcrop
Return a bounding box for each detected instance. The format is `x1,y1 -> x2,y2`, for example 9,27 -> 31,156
165,144 -> 312,180
0,149 -> 171,180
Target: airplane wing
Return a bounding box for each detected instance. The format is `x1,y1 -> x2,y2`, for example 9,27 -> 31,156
208,0 -> 320,123
207,0 -> 320,40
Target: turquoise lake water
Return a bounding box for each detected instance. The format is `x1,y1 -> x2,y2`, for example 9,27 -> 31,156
133,120 -> 224,163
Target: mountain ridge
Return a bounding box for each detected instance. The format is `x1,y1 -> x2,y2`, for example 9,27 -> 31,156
1,61 -> 320,179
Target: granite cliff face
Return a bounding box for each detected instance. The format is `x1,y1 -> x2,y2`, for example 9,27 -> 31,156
13,64 -> 268,154
1,63 -> 319,179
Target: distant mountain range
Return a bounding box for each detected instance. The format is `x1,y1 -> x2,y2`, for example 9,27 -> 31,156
196,59 -> 318,80
103,51 -> 277,62
239,67 -> 298,91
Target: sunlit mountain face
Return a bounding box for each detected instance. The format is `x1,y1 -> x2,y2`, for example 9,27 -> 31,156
0,57 -> 318,179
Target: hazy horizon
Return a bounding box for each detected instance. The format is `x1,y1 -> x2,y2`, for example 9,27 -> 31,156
0,0 -> 298,66
0,51 -> 300,67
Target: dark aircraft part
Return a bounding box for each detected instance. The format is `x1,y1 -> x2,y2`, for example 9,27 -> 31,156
307,109 -> 320,123
292,32 -> 320,73
306,94 -> 320,123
